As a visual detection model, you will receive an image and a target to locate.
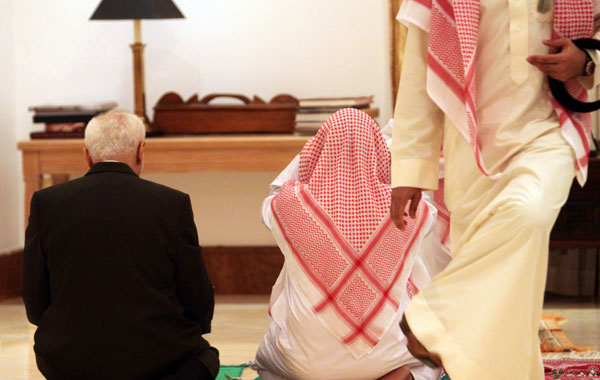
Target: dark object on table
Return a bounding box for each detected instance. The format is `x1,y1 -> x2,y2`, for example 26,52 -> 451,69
30,102 -> 117,124
30,131 -> 85,139
299,95 -> 373,108
295,96 -> 379,136
33,113 -> 99,124
44,122 -> 86,133
30,130 -> 164,140
153,93 -> 299,134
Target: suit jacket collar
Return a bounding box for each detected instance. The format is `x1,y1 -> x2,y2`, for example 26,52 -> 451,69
85,161 -> 139,177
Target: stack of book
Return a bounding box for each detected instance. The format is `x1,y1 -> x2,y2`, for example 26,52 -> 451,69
295,95 -> 379,135
29,102 -> 118,139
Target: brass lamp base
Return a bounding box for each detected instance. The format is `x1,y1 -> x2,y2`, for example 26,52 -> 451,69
131,20 -> 151,132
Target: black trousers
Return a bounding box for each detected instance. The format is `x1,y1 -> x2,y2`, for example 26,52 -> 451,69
159,348 -> 218,380
37,349 -> 217,380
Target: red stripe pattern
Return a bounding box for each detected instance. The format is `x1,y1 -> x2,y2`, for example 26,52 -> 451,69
406,276 -> 420,299
544,357 -> 600,379
407,0 -> 594,182
271,109 -> 429,349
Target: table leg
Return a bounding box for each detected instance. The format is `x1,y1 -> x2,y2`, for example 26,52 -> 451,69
22,151 -> 41,230
23,175 -> 42,230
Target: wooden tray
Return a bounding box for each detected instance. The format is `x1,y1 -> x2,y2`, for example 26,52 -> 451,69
153,92 -> 298,134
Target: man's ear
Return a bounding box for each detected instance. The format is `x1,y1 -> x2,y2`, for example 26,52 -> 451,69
137,141 -> 145,164
83,147 -> 94,169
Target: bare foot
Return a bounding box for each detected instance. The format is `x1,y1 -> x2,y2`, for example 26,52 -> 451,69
377,365 -> 414,380
400,315 -> 443,369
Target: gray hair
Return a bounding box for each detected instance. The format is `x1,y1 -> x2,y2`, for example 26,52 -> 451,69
84,111 -> 145,162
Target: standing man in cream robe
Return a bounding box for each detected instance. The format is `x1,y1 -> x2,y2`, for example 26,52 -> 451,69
390,0 -> 600,379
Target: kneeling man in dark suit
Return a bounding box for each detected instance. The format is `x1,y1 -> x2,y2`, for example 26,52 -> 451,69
23,111 -> 219,380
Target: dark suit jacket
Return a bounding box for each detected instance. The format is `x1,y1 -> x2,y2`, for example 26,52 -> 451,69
23,162 -> 219,380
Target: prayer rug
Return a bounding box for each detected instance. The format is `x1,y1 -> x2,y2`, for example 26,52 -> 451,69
539,314 -> 600,379
441,354 -> 600,380
543,352 -> 600,379
443,315 -> 600,380
540,314 -> 595,353
216,364 -> 260,380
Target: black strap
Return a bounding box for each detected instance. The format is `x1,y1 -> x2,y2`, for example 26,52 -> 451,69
549,38 -> 600,113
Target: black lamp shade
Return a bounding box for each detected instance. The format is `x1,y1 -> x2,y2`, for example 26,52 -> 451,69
90,0 -> 184,20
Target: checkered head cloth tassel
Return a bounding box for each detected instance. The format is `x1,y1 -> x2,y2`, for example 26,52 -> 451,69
400,0 -> 594,185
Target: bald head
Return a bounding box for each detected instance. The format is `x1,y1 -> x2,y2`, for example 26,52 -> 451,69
84,111 -> 146,175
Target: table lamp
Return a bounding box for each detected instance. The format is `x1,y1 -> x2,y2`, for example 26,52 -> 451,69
90,0 -> 185,130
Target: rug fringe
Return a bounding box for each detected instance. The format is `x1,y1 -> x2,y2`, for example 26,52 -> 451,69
543,351 -> 600,360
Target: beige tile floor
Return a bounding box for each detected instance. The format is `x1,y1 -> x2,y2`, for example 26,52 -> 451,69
1,295 -> 599,379
542,295 -> 600,352
0,295 -> 270,380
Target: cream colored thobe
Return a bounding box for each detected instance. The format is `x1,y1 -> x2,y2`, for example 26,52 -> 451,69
391,1 -> 600,379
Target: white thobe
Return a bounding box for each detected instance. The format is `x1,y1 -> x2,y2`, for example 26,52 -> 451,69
251,123 -> 449,380
391,1 -> 600,379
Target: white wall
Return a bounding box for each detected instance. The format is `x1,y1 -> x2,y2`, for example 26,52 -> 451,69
6,0 -> 393,246
0,0 -> 21,252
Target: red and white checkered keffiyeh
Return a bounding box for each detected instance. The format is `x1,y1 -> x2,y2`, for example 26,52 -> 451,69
400,0 -> 595,185
270,108 -> 431,357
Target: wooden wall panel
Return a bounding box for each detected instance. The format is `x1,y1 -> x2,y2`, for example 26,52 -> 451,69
0,248 -> 23,301
203,246 -> 283,294
5,246 -> 282,300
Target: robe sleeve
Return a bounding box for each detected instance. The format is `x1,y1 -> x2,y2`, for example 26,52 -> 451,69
577,1 -> 600,89
390,24 -> 444,191
261,154 -> 300,229
381,119 -> 395,148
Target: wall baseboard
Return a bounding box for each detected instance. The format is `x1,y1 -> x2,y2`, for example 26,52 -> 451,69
1,246 -> 281,300
0,247 -> 23,301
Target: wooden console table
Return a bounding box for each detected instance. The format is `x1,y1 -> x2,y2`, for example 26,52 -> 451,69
18,138 -> 600,238
14,139 -> 600,295
17,135 -> 309,226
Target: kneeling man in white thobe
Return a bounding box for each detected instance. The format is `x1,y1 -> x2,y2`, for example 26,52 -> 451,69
250,109 -> 449,380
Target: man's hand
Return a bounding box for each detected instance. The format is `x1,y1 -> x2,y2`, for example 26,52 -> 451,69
391,186 -> 422,231
400,316 -> 443,369
527,38 -> 588,82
